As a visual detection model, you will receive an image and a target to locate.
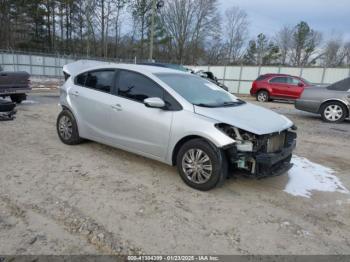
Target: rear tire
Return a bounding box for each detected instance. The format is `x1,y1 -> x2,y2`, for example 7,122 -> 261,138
56,110 -> 83,145
176,138 -> 227,191
256,90 -> 269,102
10,94 -> 26,104
320,101 -> 347,123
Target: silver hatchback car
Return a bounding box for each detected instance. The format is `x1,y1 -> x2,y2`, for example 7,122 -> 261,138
57,61 -> 297,190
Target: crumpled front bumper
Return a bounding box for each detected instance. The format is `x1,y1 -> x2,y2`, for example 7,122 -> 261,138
226,131 -> 296,178
254,138 -> 296,178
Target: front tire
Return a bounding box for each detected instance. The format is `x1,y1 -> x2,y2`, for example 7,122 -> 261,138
320,101 -> 347,123
256,90 -> 269,102
56,110 -> 82,145
176,138 -> 227,191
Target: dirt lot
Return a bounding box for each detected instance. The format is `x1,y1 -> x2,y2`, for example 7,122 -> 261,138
0,90 -> 350,255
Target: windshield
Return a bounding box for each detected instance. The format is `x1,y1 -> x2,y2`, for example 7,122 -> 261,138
156,73 -> 242,107
166,64 -> 188,72
301,77 -> 312,85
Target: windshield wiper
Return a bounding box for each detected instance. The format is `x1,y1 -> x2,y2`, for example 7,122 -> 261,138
194,100 -> 246,108
193,103 -> 217,108
220,100 -> 246,107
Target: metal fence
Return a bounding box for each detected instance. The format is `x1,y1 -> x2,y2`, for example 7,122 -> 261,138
1,50 -> 350,94
0,50 -> 135,78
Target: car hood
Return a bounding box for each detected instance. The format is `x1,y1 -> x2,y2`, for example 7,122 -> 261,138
194,102 -> 293,135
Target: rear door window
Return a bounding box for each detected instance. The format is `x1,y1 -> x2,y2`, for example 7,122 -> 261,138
288,77 -> 301,85
76,73 -> 87,86
84,70 -> 115,93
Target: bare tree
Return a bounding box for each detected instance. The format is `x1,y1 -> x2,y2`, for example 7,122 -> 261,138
161,0 -> 220,64
344,41 -> 350,66
224,6 -> 248,64
114,0 -> 127,58
205,33 -> 225,65
188,0 -> 220,64
322,36 -> 347,67
275,25 -> 293,65
85,0 -> 97,56
160,0 -> 195,63
130,0 -> 153,59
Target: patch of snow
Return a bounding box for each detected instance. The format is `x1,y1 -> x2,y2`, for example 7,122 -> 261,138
284,156 -> 349,198
22,100 -> 38,104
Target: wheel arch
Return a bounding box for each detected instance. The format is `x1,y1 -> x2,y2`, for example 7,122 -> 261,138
319,99 -> 350,117
59,104 -> 84,136
171,135 -> 214,166
256,88 -> 270,94
61,104 -> 72,112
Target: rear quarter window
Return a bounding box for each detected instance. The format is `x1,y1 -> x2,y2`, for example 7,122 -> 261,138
256,75 -> 268,81
63,72 -> 70,81
75,73 -> 87,86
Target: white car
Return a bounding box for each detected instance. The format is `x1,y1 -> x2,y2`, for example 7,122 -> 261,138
57,60 -> 297,191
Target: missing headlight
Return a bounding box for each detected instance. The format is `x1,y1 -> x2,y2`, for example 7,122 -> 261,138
215,123 -> 256,152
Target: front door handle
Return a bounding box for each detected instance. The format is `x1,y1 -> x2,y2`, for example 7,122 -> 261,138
111,104 -> 122,111
71,91 -> 79,97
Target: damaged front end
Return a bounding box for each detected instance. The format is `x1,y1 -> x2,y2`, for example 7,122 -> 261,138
216,123 -> 297,178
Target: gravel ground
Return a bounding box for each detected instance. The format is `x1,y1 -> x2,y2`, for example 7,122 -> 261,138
0,90 -> 350,255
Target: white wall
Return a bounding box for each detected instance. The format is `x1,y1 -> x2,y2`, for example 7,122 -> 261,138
1,51 -> 349,94
190,65 -> 350,94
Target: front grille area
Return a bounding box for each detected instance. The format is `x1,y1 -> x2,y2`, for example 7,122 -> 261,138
266,132 -> 286,153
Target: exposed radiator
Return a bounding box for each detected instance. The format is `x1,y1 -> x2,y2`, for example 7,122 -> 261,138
267,132 -> 286,153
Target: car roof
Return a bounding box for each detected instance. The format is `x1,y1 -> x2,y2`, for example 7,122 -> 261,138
262,73 -> 291,77
63,60 -> 187,77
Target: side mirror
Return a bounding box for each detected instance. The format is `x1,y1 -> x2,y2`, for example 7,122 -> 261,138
144,97 -> 165,109
298,82 -> 304,87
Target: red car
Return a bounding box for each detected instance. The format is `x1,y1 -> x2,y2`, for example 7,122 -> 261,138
250,74 -> 312,102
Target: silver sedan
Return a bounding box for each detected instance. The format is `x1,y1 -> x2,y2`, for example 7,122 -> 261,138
295,77 -> 350,123
57,61 -> 296,190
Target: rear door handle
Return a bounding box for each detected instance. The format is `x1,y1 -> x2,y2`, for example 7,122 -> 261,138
111,104 -> 122,111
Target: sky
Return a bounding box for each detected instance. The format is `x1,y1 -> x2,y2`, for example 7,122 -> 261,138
219,0 -> 350,42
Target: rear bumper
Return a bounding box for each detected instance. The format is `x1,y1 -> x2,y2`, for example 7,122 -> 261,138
0,87 -> 31,96
295,99 -> 320,114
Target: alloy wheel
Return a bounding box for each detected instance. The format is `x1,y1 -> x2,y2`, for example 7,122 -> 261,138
257,92 -> 268,102
58,115 -> 73,140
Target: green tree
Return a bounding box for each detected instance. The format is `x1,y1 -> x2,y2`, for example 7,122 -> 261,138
244,33 -> 280,65
290,21 -> 322,66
